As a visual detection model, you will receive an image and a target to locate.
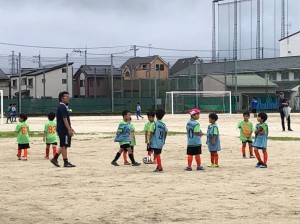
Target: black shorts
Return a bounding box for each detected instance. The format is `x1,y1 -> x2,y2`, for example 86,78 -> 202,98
187,145 -> 202,155
59,134 -> 71,147
18,143 -> 30,149
120,144 -> 131,150
242,140 -> 253,144
146,144 -> 152,151
151,148 -> 162,155
251,109 -> 257,113
46,142 -> 58,146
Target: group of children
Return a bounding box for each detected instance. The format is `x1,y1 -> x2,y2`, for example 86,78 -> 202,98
6,103 -> 17,124
111,108 -> 269,172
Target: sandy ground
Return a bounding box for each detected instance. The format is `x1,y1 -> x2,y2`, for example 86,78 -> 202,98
0,113 -> 300,224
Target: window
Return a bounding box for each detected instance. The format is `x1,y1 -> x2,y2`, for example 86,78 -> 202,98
62,79 -> 67,84
62,68 -> 66,73
125,72 -> 130,77
80,80 -> 85,87
142,64 -> 148,70
12,80 -> 17,87
28,78 -> 33,87
269,73 -> 277,81
281,71 -> 289,80
294,71 -> 300,80
21,78 -> 27,86
156,64 -> 164,71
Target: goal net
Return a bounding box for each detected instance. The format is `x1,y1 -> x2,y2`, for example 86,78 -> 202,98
165,91 -> 232,114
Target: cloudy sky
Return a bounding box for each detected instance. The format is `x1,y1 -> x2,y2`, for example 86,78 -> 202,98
0,0 -> 299,71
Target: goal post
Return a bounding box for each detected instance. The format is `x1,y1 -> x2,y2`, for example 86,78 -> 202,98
165,91 -> 232,114
0,90 -> 3,125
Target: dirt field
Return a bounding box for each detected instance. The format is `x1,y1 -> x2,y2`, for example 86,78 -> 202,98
0,113 -> 300,224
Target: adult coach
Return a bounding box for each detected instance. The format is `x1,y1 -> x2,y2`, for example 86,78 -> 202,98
136,102 -> 144,120
278,92 -> 292,131
50,91 -> 76,167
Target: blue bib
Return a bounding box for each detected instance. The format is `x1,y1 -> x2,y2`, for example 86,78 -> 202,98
186,120 -> 201,146
114,122 -> 131,142
150,121 -> 168,149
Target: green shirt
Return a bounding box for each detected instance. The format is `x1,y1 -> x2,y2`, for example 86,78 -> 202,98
257,122 -> 268,136
237,120 -> 254,141
16,122 -> 30,144
150,120 -> 167,132
44,120 -> 58,144
118,121 -> 130,145
130,123 -> 136,146
143,121 -> 153,144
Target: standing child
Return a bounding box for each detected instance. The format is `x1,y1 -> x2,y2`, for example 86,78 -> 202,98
6,104 -> 12,124
149,109 -> 168,172
185,108 -> 205,171
252,112 -> 268,168
16,113 -> 30,161
50,91 -> 76,168
206,113 -> 221,168
111,110 -> 140,166
43,112 -> 58,159
123,117 -> 136,165
237,111 -> 255,158
143,111 -> 156,164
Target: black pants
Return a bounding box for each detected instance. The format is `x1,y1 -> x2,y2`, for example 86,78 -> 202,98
279,110 -> 291,130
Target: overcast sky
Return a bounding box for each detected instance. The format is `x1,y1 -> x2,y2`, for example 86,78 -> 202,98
0,0 -> 299,71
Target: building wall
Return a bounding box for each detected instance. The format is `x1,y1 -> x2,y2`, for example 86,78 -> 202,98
0,80 -> 9,98
280,32 -> 300,57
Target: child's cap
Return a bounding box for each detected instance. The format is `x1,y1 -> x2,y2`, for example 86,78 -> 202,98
189,108 -> 200,115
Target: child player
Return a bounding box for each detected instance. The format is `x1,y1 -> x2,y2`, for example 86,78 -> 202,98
143,111 -> 156,164
252,112 -> 268,168
16,113 -> 30,161
111,110 -> 140,166
43,112 -> 58,159
185,108 -> 205,171
149,109 -> 168,172
237,111 -> 255,159
123,117 -> 136,165
206,113 -> 221,168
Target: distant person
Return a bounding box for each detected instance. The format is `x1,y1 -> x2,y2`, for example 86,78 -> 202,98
6,104 -> 12,124
251,97 -> 258,118
12,103 -> 17,122
136,102 -> 144,120
16,113 -> 30,161
43,112 -> 58,159
50,91 -> 76,168
278,92 -> 292,131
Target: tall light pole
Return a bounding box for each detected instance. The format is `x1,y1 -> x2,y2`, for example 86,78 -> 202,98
212,0 -> 224,62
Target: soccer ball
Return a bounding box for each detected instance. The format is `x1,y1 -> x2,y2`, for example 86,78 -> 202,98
142,156 -> 152,164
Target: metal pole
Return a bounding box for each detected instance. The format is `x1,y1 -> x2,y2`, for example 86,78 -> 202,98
66,53 -> 69,92
18,52 -> 21,114
154,57 -> 157,109
171,91 -> 174,115
234,59 -> 238,112
43,66 -> 45,98
195,58 -> 198,107
111,54 -> 114,113
0,90 -> 3,125
94,67 -> 97,98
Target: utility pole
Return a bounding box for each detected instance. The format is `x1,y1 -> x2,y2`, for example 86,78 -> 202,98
66,53 -> 69,92
281,0 -> 285,39
256,0 -> 261,59
43,66 -> 46,98
94,67 -> 97,98
154,57 -> 157,109
132,45 -> 139,57
234,0 -> 238,112
11,51 -> 16,75
195,57 -> 198,108
212,0 -> 224,62
111,54 -> 114,113
18,53 -> 21,114
85,46 -> 87,65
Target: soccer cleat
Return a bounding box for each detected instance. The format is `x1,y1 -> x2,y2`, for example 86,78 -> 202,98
259,163 -> 267,168
197,166 -> 205,171
124,161 -> 131,165
288,129 -> 293,131
111,161 -> 119,166
208,163 -> 215,168
50,158 -> 60,167
64,162 -> 76,168
255,162 -> 264,168
184,167 -> 192,171
22,157 -> 27,161
17,157 -> 21,160
132,162 -> 141,166
153,167 -> 163,172
243,155 -> 247,159
250,155 -> 255,159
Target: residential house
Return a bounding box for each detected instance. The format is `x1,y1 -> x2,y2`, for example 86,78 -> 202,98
0,69 -> 10,98
171,56 -> 300,110
10,63 -> 73,98
73,65 -> 121,98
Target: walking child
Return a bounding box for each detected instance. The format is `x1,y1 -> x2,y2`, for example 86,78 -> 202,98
185,108 -> 205,171
16,113 -> 30,161
252,112 -> 268,168
206,113 -> 221,168
237,111 -> 255,158
43,112 -> 58,159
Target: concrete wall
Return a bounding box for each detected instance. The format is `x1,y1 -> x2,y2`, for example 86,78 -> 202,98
0,80 -> 9,98
280,32 -> 300,57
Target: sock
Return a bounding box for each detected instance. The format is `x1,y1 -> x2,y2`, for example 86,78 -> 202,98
254,150 -> 262,162
128,153 -> 136,164
249,145 -> 253,156
53,147 -> 57,156
214,153 -> 219,165
263,151 -> 268,164
24,149 -> 28,158
123,151 -> 128,162
156,155 -> 162,169
147,150 -> 152,157
210,154 -> 214,164
153,154 -> 157,161
242,145 -> 246,156
113,152 -> 121,162
17,149 -> 21,157
195,155 -> 201,167
54,153 -> 60,160
187,155 -> 193,168
63,158 -> 68,164
46,148 -> 50,157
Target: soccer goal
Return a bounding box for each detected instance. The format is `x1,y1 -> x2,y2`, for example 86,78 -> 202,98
0,90 -> 3,125
165,91 -> 232,114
